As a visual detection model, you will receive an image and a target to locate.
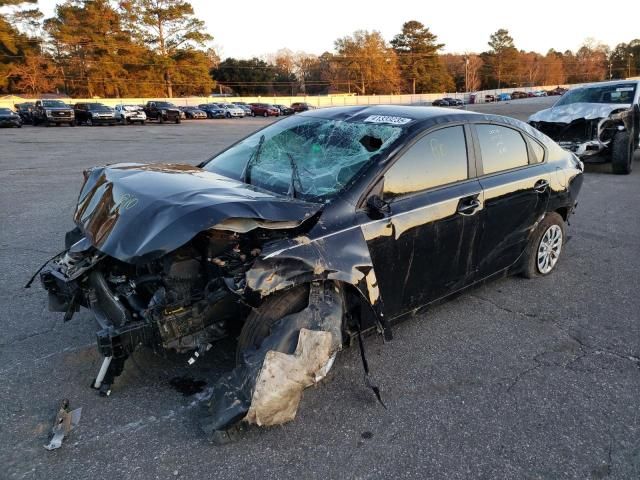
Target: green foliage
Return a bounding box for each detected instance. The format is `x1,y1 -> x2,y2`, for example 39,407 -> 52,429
391,20 -> 452,93
334,30 -> 401,94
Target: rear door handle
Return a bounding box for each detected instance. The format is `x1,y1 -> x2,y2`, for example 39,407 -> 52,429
457,196 -> 481,216
534,179 -> 549,193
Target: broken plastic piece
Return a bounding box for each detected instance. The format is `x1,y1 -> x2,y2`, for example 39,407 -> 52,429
245,328 -> 334,426
200,282 -> 343,439
44,399 -> 82,451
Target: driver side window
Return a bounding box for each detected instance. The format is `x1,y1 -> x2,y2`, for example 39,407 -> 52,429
383,126 -> 469,199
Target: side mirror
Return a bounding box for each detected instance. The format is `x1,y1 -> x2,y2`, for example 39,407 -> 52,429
366,194 -> 390,219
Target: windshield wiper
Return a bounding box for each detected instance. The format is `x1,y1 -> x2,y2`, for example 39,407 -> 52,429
286,152 -> 303,199
241,134 -> 265,184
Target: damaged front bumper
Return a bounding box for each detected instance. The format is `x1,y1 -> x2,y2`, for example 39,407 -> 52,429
529,103 -> 638,163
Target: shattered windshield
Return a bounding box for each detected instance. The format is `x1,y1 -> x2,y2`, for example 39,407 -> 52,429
204,115 -> 404,202
556,84 -> 637,106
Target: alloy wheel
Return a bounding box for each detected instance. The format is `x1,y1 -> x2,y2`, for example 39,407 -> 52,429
537,224 -> 563,274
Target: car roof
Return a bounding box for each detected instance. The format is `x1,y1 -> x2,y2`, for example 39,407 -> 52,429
573,79 -> 639,89
298,105 -> 552,146
298,105 -> 479,122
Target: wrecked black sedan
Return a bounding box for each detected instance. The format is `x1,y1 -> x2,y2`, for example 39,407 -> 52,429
36,106 -> 583,440
529,80 -> 639,174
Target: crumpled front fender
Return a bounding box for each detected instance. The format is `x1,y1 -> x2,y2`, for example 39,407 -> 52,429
245,226 -> 384,319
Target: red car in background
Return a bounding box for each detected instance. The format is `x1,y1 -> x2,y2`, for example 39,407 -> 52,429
249,103 -> 280,117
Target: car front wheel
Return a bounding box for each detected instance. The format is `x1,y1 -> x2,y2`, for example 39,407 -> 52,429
521,212 -> 565,278
235,285 -> 309,366
611,131 -> 633,174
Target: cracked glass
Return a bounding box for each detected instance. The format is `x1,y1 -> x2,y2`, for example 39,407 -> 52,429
204,116 -> 404,202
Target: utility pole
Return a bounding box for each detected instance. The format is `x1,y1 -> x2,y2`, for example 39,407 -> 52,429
465,57 -> 469,92
609,61 -> 612,80
629,53 -> 634,78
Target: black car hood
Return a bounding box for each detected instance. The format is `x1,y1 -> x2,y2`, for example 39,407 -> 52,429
74,163 -> 322,263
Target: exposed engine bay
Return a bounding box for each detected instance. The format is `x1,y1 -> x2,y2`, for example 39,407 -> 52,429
42,227 -> 268,355
530,106 -> 636,158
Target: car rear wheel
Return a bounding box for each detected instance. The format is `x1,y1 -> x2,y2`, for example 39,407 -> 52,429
86,118 -> 93,126
521,212 -> 565,278
611,131 -> 633,174
235,285 -> 309,366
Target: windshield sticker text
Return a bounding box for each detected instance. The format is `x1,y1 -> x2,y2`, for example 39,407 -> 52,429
363,115 -> 412,125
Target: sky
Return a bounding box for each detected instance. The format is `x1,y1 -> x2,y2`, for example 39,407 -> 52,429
36,0 -> 639,58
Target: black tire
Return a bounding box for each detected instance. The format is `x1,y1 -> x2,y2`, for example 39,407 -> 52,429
520,212 -> 566,279
251,111 -> 255,117
175,117 -> 181,124
86,117 -> 93,126
611,131 -> 633,174
159,115 -> 165,124
235,285 -> 309,366
263,111 -> 268,117
68,121 -> 75,127
226,112 -> 231,118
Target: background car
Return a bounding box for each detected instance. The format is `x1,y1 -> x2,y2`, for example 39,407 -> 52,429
249,103 -> 280,117
511,91 -> 527,99
113,104 -> 146,124
497,93 -> 512,101
290,102 -> 314,112
14,102 -> 34,123
0,107 -> 22,127
273,104 -> 294,115
432,99 -> 450,106
547,87 -> 567,96
180,106 -> 208,119
74,103 -> 116,126
484,94 -> 496,102
236,104 -> 252,116
218,103 -> 246,118
31,99 -> 75,126
198,103 -> 226,119
143,101 -> 181,123
443,97 -> 463,106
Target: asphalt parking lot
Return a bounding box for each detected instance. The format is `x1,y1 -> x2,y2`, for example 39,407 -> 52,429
1,97 -> 639,479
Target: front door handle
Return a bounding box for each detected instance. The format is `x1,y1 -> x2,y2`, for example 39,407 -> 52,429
457,197 -> 481,216
534,179 -> 549,193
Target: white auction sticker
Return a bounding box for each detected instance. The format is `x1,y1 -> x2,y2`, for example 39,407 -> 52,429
363,115 -> 412,125
616,87 -> 634,92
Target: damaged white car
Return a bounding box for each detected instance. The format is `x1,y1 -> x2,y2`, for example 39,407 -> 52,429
529,80 -> 640,174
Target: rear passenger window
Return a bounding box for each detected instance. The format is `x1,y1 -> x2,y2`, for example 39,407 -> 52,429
383,126 -> 468,198
476,124 -> 529,174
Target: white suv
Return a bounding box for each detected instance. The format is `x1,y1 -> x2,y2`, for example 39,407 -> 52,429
114,105 -> 147,125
